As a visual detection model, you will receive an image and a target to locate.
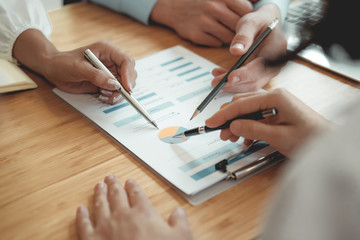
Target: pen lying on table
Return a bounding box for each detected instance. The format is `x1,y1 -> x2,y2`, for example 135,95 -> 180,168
174,108 -> 277,138
226,150 -> 285,180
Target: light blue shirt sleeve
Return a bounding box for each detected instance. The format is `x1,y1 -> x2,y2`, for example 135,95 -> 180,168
90,0 -> 158,25
254,0 -> 291,22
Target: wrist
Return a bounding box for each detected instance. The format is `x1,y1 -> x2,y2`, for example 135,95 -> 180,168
13,29 -> 58,78
149,0 -> 173,26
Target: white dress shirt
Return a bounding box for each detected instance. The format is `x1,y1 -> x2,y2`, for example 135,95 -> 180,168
0,0 -> 52,62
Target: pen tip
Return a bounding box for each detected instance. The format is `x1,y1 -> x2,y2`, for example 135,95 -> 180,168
173,133 -> 182,138
190,110 -> 200,121
152,121 -> 159,129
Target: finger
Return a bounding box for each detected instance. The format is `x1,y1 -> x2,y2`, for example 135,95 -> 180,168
229,135 -> 240,142
219,128 -> 234,141
230,16 -> 263,55
203,1 -> 241,30
105,175 -> 129,211
211,67 -> 227,77
229,119 -> 283,144
243,138 -> 255,146
231,92 -> 263,102
100,89 -> 113,97
80,63 -> 121,91
222,59 -> 281,92
168,207 -> 192,238
205,92 -> 271,127
99,92 -> 124,104
222,76 -> 268,93
93,182 -> 111,223
225,0 -> 254,16
53,79 -> 99,94
111,53 -> 137,93
204,18 -> 235,44
189,30 -> 224,47
76,205 -> 94,240
124,179 -> 152,211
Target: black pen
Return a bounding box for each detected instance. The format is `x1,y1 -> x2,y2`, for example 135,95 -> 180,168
189,18 -> 279,120
174,108 -> 277,138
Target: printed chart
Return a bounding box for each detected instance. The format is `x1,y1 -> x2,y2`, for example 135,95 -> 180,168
53,46 -> 275,197
158,126 -> 189,144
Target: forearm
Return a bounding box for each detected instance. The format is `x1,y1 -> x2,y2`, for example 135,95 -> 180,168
12,29 -> 58,79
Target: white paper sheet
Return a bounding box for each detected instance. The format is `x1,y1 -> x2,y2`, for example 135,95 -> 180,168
53,46 -> 276,197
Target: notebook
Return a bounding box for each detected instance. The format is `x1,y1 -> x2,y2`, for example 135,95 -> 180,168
0,59 -> 37,93
283,0 -> 360,82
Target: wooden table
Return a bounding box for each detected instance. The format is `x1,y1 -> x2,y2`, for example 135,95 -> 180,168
1,2 -> 360,240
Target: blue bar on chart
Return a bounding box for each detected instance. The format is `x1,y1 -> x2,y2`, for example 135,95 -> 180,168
177,67 -> 201,77
179,143 -> 240,172
113,101 -> 174,127
169,62 -> 192,72
160,57 -> 184,67
103,92 -> 157,114
186,72 -> 211,82
176,86 -> 212,102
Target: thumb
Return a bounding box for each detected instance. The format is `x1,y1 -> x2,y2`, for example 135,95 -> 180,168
168,207 -> 192,238
230,18 -> 261,56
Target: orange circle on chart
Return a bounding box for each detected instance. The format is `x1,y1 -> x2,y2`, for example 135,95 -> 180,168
158,126 -> 189,144
220,102 -> 230,109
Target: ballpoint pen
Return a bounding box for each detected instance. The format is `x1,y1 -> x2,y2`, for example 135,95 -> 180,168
189,18 -> 279,120
226,150 -> 284,180
83,49 -> 158,129
174,108 -> 277,138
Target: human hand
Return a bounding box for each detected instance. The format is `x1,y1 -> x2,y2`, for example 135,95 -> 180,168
211,4 -> 287,92
205,89 -> 333,157
150,0 -> 253,47
43,41 -> 136,104
13,30 -> 137,104
76,175 -> 193,240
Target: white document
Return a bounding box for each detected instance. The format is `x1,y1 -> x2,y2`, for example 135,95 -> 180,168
53,46 -> 276,203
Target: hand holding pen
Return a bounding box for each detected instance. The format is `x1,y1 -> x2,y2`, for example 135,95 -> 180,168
174,108 -> 277,138
84,49 -> 158,129
190,18 -> 279,120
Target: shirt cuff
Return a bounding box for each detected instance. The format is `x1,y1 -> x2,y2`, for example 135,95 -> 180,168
253,0 -> 291,23
91,0 -> 158,25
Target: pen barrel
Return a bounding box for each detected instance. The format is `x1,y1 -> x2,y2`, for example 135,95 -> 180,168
193,19 -> 278,116
207,109 -> 276,132
119,88 -> 155,125
230,150 -> 284,180
184,126 -> 206,137
84,49 -> 157,127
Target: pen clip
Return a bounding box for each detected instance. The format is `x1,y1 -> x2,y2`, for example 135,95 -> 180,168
226,151 -> 285,180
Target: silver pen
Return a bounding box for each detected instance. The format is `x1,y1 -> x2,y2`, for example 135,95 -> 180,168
84,49 -> 158,129
226,151 -> 284,180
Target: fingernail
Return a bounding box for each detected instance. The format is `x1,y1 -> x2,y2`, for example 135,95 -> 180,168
106,174 -> 115,180
100,89 -> 113,96
108,79 -> 121,90
231,43 -> 245,51
78,205 -> 89,216
98,95 -> 109,101
98,182 -> 106,189
232,76 -> 240,83
112,94 -> 123,103
127,179 -> 135,184
174,207 -> 186,216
